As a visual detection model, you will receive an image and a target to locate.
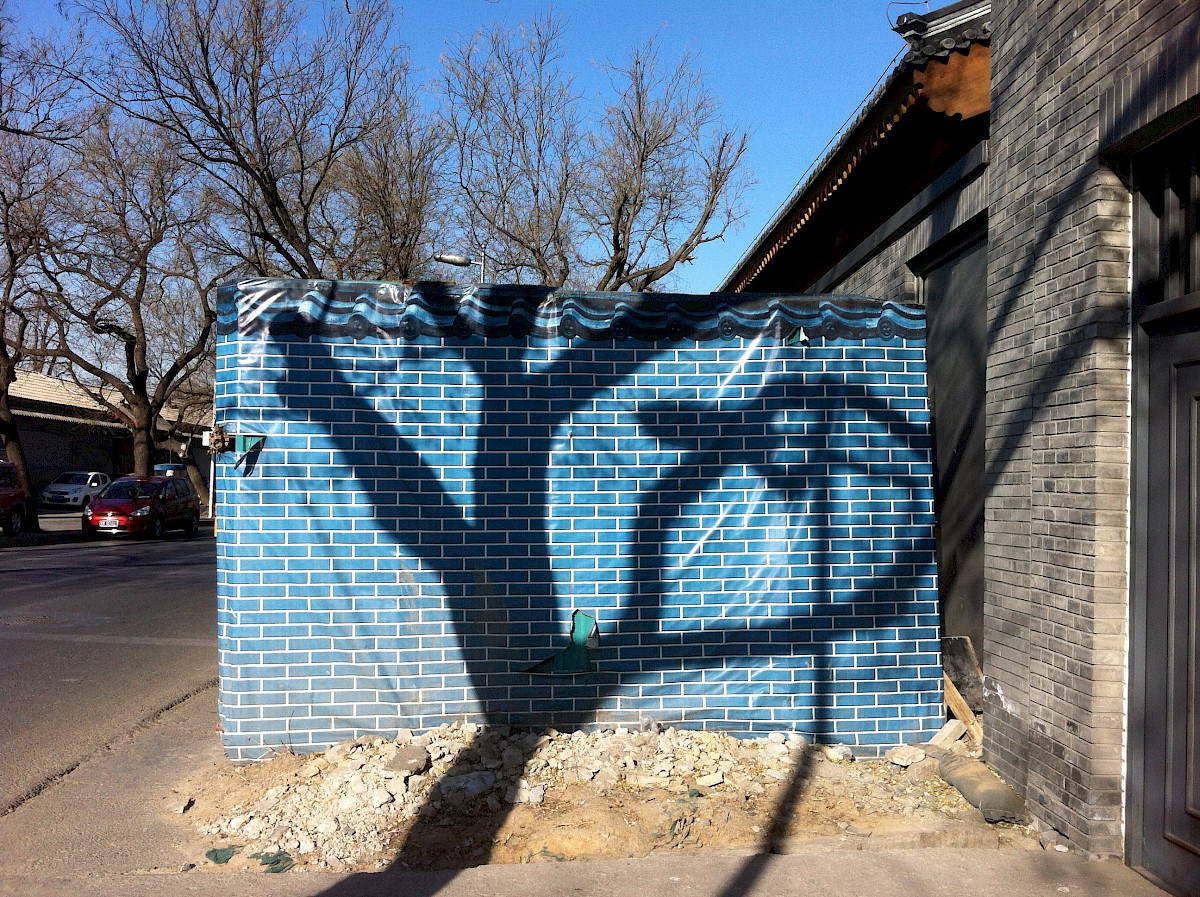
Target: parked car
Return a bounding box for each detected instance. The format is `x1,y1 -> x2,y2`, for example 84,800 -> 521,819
82,475 -> 201,539
40,471 -> 111,510
0,461 -> 29,536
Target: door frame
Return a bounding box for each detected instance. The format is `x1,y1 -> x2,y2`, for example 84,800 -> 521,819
1130,300 -> 1200,894
1123,119 -> 1200,892
908,222 -> 988,665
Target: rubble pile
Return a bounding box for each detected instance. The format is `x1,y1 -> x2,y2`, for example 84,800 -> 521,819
188,721 -> 1020,872
195,722 -> 807,869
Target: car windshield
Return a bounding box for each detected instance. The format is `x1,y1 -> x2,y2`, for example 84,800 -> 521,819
54,473 -> 90,486
102,481 -> 161,500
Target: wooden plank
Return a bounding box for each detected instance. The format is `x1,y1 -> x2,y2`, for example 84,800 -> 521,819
944,673 -> 983,744
942,636 -> 984,712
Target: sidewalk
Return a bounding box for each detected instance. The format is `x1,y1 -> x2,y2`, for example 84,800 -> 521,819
0,689 -> 1175,897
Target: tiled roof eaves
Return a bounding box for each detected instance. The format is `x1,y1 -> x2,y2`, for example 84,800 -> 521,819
14,407 -> 128,430
724,60 -> 917,293
721,13 -> 992,293
903,20 -> 992,65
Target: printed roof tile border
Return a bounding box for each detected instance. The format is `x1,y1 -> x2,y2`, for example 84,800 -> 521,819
215,279 -> 925,344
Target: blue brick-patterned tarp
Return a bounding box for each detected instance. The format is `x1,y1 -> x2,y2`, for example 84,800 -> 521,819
214,279 -> 940,760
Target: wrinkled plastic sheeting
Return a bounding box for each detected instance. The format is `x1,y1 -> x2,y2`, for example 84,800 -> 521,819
212,278 -> 939,750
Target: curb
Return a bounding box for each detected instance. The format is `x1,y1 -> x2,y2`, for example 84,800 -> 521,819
0,520 -> 215,549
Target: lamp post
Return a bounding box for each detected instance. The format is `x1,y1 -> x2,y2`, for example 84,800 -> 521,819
434,246 -> 488,283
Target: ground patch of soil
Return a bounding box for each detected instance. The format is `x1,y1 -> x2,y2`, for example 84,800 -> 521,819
182,724 -> 1037,873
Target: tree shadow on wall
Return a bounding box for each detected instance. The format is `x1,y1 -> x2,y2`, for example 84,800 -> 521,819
231,305 -> 934,894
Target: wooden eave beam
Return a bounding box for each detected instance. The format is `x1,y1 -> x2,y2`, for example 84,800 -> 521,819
914,43 -> 991,120
732,41 -> 991,294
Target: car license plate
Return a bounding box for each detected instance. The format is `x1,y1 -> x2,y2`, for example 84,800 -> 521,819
99,519 -> 119,528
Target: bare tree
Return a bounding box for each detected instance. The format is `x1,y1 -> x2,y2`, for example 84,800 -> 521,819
0,2 -> 83,528
73,0 -> 414,279
442,13 -> 583,286
583,41 -> 749,292
441,18 -> 750,291
28,117 -> 223,475
330,83 -> 450,282
0,4 -> 85,142
0,130 -> 58,523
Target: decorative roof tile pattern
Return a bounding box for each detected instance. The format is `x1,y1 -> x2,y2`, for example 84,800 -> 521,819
217,279 -> 926,344
901,19 -> 992,66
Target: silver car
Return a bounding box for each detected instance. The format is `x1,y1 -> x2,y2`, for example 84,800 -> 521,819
40,471 -> 111,509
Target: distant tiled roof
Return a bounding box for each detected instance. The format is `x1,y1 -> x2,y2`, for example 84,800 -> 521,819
10,370 -> 208,430
10,370 -> 114,412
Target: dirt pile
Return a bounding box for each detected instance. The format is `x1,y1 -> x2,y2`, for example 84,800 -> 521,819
185,723 -> 1036,872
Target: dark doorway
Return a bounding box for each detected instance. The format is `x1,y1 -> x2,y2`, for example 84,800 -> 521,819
1137,327 -> 1200,896
1130,121 -> 1200,895
916,228 -> 987,664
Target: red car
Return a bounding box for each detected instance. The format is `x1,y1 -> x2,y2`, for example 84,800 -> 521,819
82,475 -> 201,539
0,460 -> 30,536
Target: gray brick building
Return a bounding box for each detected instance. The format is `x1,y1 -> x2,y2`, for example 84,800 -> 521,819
723,2 -> 1200,892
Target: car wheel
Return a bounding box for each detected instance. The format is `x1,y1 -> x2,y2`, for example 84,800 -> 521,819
148,516 -> 164,540
186,512 -> 199,538
3,508 -> 23,537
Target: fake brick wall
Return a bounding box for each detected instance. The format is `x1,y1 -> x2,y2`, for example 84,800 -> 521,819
214,280 -> 941,761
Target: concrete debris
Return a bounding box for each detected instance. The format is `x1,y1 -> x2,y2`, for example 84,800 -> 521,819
821,744 -> 855,762
193,725 -> 1028,871
885,745 -> 927,768
904,757 -> 941,782
928,720 -> 968,749
197,726 -> 805,866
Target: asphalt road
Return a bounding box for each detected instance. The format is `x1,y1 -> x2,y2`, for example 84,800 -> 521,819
0,519 -> 216,814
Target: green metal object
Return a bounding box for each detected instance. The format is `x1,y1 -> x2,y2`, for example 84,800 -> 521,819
233,434 -> 266,455
527,609 -> 598,674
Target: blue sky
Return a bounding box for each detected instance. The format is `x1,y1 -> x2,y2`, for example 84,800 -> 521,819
15,0 -> 915,293
397,0 -> 912,292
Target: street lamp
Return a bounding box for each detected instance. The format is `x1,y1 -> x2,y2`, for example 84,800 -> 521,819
434,247 -> 488,283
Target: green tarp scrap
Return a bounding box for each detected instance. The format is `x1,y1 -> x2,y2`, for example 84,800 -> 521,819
204,846 -> 238,865
249,850 -> 294,873
526,609 -> 599,674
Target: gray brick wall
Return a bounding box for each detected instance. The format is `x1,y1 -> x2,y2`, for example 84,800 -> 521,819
831,168 -> 988,300
985,0 -> 1198,858
830,0 -> 1200,858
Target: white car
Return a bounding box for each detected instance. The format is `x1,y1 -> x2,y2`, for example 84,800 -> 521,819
40,471 -> 111,509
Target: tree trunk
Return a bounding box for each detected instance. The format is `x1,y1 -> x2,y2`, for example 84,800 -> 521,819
183,451 -> 209,510
0,393 -> 40,532
131,424 -> 155,476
